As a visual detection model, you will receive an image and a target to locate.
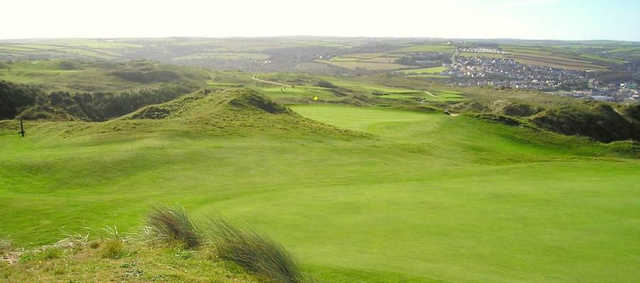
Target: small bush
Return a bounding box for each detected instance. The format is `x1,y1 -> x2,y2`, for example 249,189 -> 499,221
206,218 -> 302,283
147,207 -> 201,249
100,239 -> 125,259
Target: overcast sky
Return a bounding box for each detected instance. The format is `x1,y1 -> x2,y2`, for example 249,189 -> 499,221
1,0 -> 639,41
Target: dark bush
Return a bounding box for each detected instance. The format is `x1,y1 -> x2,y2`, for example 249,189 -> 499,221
531,104 -> 640,142
0,81 -> 39,119
315,80 -> 337,89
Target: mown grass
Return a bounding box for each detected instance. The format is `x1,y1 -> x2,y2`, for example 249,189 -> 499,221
1,103 -> 639,282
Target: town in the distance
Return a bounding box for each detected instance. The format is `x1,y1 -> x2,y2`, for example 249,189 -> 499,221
441,47 -> 639,102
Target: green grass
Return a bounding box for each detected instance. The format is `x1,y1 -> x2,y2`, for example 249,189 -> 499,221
407,74 -> 450,79
316,60 -> 408,71
399,66 -> 448,75
1,103 -> 639,282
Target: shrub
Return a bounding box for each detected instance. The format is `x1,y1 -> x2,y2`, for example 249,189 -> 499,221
147,207 -> 201,249
206,218 -> 302,283
100,239 -> 125,259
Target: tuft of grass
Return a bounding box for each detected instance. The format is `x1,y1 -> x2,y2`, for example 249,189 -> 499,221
147,207 -> 201,249
100,239 -> 125,259
206,218 -> 302,283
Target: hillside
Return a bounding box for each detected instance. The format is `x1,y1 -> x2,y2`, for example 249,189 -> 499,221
0,60 -> 209,121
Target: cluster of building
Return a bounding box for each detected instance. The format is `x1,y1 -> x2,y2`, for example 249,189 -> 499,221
437,55 -> 639,102
556,82 -> 639,102
457,48 -> 506,55
444,56 -> 586,90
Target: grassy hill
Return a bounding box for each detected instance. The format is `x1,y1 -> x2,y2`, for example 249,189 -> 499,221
0,60 -> 209,121
1,88 -> 639,282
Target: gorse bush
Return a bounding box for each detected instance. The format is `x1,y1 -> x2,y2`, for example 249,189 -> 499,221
206,218 -> 302,283
147,206 -> 201,249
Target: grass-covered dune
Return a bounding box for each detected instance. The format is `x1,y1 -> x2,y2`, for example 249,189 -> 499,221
1,91 -> 639,282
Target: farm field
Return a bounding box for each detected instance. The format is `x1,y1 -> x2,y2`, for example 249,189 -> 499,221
316,53 -> 410,71
499,45 -> 610,71
2,101 -> 639,282
399,66 -> 448,75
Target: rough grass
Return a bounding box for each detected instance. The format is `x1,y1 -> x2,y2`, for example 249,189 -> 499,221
100,239 -> 125,259
206,218 -> 302,283
147,207 -> 201,249
1,237 -> 261,282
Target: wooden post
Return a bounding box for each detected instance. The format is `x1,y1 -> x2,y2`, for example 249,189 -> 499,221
19,119 -> 25,137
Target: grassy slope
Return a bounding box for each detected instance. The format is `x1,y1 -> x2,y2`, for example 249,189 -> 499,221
1,101 -> 639,282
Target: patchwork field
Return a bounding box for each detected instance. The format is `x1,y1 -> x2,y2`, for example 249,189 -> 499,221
317,53 -> 410,71
399,66 -> 448,75
2,101 -> 639,282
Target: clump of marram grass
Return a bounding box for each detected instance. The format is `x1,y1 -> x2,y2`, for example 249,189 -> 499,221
100,225 -> 126,259
100,239 -> 125,259
205,218 -> 302,283
146,206 -> 201,249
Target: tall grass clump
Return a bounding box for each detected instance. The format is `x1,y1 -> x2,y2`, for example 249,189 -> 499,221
206,218 -> 302,283
147,206 -> 201,249
100,240 -> 125,259
100,225 -> 125,259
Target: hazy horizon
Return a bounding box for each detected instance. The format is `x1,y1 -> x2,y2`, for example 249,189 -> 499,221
2,0 -> 639,42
